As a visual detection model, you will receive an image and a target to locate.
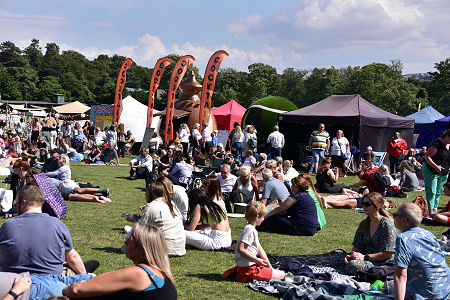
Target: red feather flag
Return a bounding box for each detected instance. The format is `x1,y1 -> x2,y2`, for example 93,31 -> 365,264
147,57 -> 172,128
113,58 -> 133,122
164,55 -> 195,142
199,50 -> 229,131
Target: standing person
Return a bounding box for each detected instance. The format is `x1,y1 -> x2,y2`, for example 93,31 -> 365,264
308,123 -> 330,174
244,125 -> 258,158
30,118 -> 40,143
178,123 -> 190,158
105,124 -> 117,148
94,127 -> 106,146
202,122 -> 213,157
387,131 -> 407,173
117,123 -> 126,158
233,201 -> 286,282
266,125 -> 285,159
422,129 -> 450,213
393,202 -> 450,300
231,125 -> 244,162
330,130 -> 350,177
191,123 -> 201,152
0,185 -> 87,275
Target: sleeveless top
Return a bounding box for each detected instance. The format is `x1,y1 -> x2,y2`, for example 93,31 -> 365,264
85,265 -> 177,300
237,175 -> 255,202
315,169 -> 334,190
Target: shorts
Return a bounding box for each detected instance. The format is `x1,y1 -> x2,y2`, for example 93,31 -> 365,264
311,149 -> 325,163
236,265 -> 272,282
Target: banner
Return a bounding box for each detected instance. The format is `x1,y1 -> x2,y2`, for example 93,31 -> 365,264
164,55 -> 195,142
147,57 -> 172,128
199,50 -> 229,131
113,58 -> 133,122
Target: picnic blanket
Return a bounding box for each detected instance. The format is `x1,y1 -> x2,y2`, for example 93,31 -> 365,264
269,249 -> 348,272
249,275 -> 391,300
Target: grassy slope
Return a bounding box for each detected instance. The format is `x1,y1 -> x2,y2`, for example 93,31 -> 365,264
1,159 -> 449,299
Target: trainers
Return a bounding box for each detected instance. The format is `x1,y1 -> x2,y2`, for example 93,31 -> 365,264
102,189 -> 109,198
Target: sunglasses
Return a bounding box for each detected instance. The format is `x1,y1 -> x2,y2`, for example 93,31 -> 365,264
362,201 -> 373,207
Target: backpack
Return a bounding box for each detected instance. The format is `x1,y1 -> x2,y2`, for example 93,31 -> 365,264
412,195 -> 429,218
373,171 -> 391,189
247,137 -> 257,149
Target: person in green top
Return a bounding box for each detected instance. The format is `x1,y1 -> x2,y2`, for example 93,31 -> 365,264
299,173 -> 326,228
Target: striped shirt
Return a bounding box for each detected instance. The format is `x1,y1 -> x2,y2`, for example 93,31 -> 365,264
311,130 -> 330,150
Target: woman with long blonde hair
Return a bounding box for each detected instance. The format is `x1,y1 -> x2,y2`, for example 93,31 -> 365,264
231,125 -> 244,162
63,223 -> 177,299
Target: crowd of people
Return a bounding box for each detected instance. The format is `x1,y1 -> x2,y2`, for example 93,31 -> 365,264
0,115 -> 448,300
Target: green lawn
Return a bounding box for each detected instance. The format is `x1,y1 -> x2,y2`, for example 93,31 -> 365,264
2,158 -> 449,299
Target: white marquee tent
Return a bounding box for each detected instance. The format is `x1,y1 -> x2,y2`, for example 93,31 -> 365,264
119,96 -> 161,142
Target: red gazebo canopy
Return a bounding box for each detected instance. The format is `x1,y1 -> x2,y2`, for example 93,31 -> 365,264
212,99 -> 246,132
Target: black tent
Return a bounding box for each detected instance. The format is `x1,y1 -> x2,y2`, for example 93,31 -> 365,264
278,94 -> 414,165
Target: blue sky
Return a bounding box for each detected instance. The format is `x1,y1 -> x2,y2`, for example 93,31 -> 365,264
1,0 -> 449,74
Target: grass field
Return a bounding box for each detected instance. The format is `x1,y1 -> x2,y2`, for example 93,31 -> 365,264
2,157 -> 449,299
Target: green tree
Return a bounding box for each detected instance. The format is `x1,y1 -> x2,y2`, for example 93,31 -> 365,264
0,41 -> 28,68
279,68 -> 307,107
39,43 -> 63,79
36,76 -> 65,101
428,58 -> 450,115
23,39 -> 43,70
0,66 -> 22,99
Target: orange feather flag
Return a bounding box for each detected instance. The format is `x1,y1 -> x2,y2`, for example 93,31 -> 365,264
113,58 -> 133,122
147,57 -> 172,128
164,55 -> 195,142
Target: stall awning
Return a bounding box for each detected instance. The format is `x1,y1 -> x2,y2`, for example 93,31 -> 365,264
53,101 -> 90,114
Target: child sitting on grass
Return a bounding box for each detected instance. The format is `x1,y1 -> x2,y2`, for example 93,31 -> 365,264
234,201 -> 285,282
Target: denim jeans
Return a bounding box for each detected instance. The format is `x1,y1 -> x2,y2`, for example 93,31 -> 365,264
309,149 -> 325,172
29,273 -> 94,300
233,142 -> 243,162
271,147 -> 282,159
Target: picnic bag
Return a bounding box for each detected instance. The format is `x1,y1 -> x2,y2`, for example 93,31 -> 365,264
412,195 -> 429,217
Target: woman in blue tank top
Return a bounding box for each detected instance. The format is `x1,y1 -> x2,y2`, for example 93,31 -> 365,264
62,224 -> 177,300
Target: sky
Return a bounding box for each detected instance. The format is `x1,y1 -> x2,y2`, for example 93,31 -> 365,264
1,0 -> 449,75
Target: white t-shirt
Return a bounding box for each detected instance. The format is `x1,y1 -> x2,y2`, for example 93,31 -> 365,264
235,223 -> 261,267
267,131 -> 285,148
141,198 -> 186,256
192,129 -> 201,141
202,127 -> 213,142
94,132 -> 106,145
178,129 -> 190,143
217,173 -> 237,193
330,137 -> 349,156
173,185 -> 189,222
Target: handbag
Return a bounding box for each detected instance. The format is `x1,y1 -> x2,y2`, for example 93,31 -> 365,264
337,139 -> 350,160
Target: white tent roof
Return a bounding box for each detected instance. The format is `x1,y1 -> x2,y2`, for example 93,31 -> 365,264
118,96 -> 161,142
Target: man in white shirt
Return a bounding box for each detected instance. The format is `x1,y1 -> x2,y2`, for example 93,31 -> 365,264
202,123 -> 213,156
266,125 -> 285,159
217,164 -> 237,212
128,147 -> 153,180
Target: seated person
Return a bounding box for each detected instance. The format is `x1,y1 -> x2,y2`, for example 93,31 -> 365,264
41,155 -> 111,203
360,145 -> 375,163
314,157 -> 346,194
298,173 -> 326,229
36,136 -> 48,150
348,159 -> 384,195
398,160 -> 420,192
232,166 -> 259,204
344,192 -> 397,275
233,201 -> 285,282
217,164 -> 237,212
184,189 -> 232,250
431,182 -> 450,225
257,176 -> 320,236
157,175 -> 189,223
128,147 -> 153,180
158,147 -> 174,172
42,149 -> 61,172
260,169 -> 290,206
91,143 -> 119,165
281,160 -> 299,188
379,164 -> 399,186
63,223 -> 177,299
193,148 -> 206,166
94,127 -> 106,146
242,150 -> 256,170
223,154 -> 241,177
393,202 -> 450,300
0,273 -> 94,300
87,145 -> 101,163
164,156 -> 194,186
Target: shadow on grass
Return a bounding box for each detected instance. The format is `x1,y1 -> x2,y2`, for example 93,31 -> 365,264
185,273 -> 232,282
92,247 -> 122,254
111,227 -> 125,232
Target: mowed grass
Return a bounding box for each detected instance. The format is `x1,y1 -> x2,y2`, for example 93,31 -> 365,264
1,158 -> 449,299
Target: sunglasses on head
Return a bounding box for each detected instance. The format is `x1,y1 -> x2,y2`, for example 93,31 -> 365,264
362,201 -> 373,207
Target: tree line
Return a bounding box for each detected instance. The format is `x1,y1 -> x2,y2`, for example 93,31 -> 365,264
0,39 -> 448,115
